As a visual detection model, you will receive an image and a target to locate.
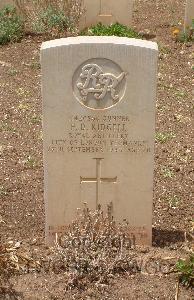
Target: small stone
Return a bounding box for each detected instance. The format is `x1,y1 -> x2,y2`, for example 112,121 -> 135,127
14,241 -> 21,248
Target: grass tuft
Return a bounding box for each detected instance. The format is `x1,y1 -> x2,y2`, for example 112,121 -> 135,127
0,5 -> 24,45
81,23 -> 141,39
176,254 -> 194,287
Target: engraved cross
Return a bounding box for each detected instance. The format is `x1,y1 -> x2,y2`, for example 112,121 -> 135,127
80,158 -> 117,208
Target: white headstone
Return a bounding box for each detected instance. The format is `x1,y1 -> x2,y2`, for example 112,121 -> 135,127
41,36 -> 158,246
184,0 -> 194,31
79,0 -> 134,30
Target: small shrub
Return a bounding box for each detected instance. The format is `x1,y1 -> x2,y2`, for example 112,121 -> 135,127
178,31 -> 194,43
0,185 -> 9,196
14,0 -> 83,37
176,254 -> 194,287
155,132 -> 176,143
172,20 -> 194,43
0,5 -> 24,45
33,6 -> 72,37
161,167 -> 174,178
81,22 -> 141,39
165,195 -> 181,208
49,204 -> 137,290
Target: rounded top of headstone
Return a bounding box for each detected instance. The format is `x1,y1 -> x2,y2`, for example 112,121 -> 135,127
41,36 -> 158,51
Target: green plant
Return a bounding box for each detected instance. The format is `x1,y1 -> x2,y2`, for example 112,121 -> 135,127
7,68 -> 18,76
29,61 -> 41,70
155,132 -> 176,143
0,5 -> 24,45
81,22 -> 141,39
14,0 -> 83,37
174,89 -> 187,99
161,167 -> 174,178
24,155 -> 36,168
165,195 -> 181,208
0,121 -> 16,133
178,31 -> 194,43
16,87 -> 30,98
158,43 -> 171,54
0,186 -> 9,196
18,101 -> 30,111
173,19 -> 194,43
31,114 -> 41,124
176,254 -> 194,287
33,6 -> 71,36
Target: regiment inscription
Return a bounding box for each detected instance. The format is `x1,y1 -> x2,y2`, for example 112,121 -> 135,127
47,114 -> 151,154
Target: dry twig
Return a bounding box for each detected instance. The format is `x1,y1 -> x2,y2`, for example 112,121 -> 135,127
175,280 -> 179,300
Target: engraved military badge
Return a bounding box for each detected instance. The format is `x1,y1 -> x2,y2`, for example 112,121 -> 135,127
73,58 -> 127,110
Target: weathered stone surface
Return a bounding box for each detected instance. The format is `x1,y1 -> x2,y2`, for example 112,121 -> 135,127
184,0 -> 194,30
79,0 -> 134,30
41,36 -> 158,245
0,0 -> 14,9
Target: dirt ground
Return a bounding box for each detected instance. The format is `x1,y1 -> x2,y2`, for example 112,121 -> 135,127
0,0 -> 193,299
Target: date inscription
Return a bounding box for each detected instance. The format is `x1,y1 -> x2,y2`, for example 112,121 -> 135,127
47,115 -> 151,154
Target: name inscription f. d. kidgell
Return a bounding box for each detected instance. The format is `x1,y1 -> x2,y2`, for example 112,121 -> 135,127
73,58 -> 127,110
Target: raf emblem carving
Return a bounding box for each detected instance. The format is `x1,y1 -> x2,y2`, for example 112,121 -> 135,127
73,58 -> 127,110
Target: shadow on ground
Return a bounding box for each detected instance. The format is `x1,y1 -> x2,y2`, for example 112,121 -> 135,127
0,286 -> 24,300
152,228 -> 192,247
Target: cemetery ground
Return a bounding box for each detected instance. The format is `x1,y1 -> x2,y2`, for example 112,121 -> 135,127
0,0 -> 193,299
